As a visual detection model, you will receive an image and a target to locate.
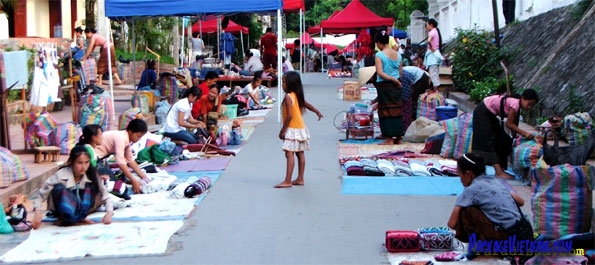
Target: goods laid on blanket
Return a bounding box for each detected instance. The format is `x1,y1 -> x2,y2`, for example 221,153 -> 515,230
342,156 -> 458,177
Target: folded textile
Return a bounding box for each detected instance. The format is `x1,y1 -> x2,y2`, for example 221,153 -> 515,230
426,162 -> 446,176
395,169 -> 414,176
409,160 -> 431,176
441,166 -> 458,176
143,175 -> 176,194
346,166 -> 365,176
343,160 -> 363,168
376,159 -> 396,176
108,193 -> 128,209
363,165 -> 385,176
167,178 -> 185,191
169,182 -> 190,199
393,160 -> 413,176
360,158 -> 378,168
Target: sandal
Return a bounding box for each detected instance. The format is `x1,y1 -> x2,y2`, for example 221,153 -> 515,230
12,221 -> 32,232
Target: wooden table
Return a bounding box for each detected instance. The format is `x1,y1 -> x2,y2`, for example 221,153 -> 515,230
198,76 -> 273,88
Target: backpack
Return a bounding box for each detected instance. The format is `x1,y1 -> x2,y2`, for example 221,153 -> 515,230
51,122 -> 82,155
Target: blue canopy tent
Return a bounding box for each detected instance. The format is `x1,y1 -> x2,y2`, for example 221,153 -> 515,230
390,28 -> 408,39
104,0 -> 286,122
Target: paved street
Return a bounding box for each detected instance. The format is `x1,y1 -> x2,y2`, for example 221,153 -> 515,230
12,73 -> 533,264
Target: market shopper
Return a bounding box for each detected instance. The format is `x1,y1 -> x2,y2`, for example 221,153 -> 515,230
424,18 -> 442,91
372,29 -> 404,145
260,27 -> 278,70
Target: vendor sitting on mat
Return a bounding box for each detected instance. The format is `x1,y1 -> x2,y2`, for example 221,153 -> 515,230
195,84 -> 227,127
199,71 -> 219,99
239,50 -> 264,76
164,86 -> 206,144
237,71 -> 263,109
447,153 -> 533,249
31,145 -> 113,229
94,119 -> 151,194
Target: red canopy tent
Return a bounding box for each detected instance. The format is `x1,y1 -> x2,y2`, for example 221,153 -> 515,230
283,33 -> 338,52
319,0 -> 393,31
192,17 -> 249,34
283,0 -> 305,13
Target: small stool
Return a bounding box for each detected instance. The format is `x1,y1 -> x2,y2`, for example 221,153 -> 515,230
33,146 -> 61,163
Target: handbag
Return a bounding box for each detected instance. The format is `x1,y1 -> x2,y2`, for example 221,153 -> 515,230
542,129 -> 594,166
417,226 -> 456,251
385,230 -> 421,253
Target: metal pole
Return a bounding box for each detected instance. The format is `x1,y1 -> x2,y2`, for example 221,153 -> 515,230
132,19 -> 136,87
492,0 -> 501,48
277,9 -> 283,123
241,32 -> 245,58
106,18 -> 115,123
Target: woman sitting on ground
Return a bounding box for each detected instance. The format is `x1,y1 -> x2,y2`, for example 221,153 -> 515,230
137,59 -> 159,95
31,145 -> 113,229
239,50 -> 264,76
447,153 -> 533,244
237,71 -> 263,109
196,84 -> 227,127
164,86 -> 206,144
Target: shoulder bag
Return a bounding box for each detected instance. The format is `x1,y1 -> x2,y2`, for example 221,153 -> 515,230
542,128 -> 594,166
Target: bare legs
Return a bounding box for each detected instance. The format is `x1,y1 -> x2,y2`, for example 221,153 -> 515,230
274,151 -> 305,188
96,73 -> 122,85
493,164 -> 514,179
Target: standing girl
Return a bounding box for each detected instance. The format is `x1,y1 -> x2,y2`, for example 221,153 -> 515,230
275,71 -> 323,188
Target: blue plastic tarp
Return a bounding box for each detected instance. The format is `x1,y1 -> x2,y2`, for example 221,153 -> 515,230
105,0 -> 282,19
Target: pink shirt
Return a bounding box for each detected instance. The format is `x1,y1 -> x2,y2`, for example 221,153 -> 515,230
92,34 -> 108,48
428,28 -> 439,51
483,95 -> 520,117
94,130 -> 134,165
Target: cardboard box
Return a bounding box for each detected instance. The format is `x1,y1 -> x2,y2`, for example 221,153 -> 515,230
343,81 -> 361,101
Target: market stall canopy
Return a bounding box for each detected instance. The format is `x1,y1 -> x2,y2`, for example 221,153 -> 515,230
192,18 -> 248,34
105,0 -> 282,19
283,0 -> 305,13
319,0 -> 393,31
390,28 -> 408,39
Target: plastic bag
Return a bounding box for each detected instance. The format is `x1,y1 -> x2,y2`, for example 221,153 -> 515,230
403,117 -> 444,143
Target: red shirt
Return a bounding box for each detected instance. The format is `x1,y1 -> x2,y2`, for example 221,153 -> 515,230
199,82 -> 210,97
260,33 -> 277,56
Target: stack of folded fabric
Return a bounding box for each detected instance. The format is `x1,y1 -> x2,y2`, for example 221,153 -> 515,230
438,159 -> 458,176
409,160 -> 431,176
426,161 -> 447,176
376,159 -> 396,176
184,176 -> 213,198
344,160 -> 365,176
393,160 -> 413,176
360,158 -> 384,176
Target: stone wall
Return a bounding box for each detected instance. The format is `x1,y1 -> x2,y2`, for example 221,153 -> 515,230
502,2 -> 595,119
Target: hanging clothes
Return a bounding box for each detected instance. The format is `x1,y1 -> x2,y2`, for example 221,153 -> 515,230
219,32 -> 236,66
30,44 -> 61,107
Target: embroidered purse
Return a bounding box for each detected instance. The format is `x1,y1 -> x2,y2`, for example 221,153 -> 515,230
418,226 -> 455,251
385,230 -> 421,253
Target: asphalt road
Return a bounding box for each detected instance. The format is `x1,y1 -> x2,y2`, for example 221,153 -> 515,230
45,72 -> 458,265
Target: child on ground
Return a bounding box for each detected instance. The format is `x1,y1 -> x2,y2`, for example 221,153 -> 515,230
275,71 -> 323,188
